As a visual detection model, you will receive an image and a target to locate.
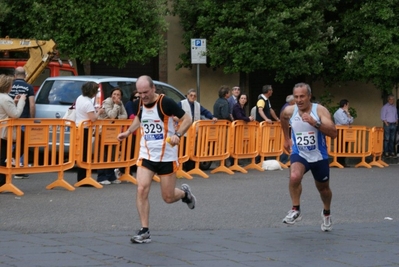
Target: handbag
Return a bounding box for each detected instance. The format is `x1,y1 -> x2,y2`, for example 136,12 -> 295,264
63,103 -> 76,121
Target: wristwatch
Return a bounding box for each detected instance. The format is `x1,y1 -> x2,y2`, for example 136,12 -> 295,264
174,132 -> 182,138
315,122 -> 321,129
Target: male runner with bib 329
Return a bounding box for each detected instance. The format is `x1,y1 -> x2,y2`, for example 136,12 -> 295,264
280,83 -> 337,232
117,75 -> 195,244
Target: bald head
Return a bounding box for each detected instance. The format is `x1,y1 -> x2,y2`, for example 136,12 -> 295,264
137,75 -> 154,88
136,75 -> 156,104
15,67 -> 26,78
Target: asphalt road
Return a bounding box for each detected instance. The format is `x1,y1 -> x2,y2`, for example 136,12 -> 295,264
1,163 -> 398,234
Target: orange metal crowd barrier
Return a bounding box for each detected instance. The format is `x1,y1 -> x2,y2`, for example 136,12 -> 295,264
230,120 -> 263,173
0,118 -> 76,196
369,127 -> 388,168
175,134 -> 192,180
74,119 -> 138,188
258,121 -> 287,168
1,116 -> 389,197
328,125 -> 372,168
186,120 -> 232,178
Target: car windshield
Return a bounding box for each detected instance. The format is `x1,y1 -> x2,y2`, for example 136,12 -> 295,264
100,81 -> 136,104
36,80 -> 84,105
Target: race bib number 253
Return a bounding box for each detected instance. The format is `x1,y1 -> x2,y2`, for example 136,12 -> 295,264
296,131 -> 316,151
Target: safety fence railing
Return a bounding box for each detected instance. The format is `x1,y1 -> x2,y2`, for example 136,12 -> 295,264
0,118 -> 388,195
369,127 -> 388,168
0,118 -> 76,196
327,125 -> 372,168
230,120 -> 262,173
258,122 -> 288,169
185,120 -> 232,178
74,119 -> 138,188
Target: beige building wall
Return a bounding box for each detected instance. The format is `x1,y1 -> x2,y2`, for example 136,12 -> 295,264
165,14 -> 239,111
312,81 -> 395,127
165,14 -> 394,127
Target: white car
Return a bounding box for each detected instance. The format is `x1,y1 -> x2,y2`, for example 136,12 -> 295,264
35,76 -> 186,153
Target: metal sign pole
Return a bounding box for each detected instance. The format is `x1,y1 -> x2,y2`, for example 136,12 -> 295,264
197,64 -> 200,102
191,38 -> 206,102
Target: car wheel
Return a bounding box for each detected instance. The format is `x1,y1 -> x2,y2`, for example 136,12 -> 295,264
199,161 -> 212,170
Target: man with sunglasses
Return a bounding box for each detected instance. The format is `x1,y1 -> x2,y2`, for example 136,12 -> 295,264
179,88 -> 217,122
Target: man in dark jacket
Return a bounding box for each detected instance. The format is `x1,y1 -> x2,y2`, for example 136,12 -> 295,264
213,85 -> 232,121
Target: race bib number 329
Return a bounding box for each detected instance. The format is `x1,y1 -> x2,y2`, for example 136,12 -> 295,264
143,120 -> 164,141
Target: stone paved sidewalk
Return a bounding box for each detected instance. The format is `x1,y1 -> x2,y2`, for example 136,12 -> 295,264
1,221 -> 398,267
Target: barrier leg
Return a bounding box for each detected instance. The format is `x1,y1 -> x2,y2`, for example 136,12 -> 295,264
46,171 -> 75,191
187,161 -> 209,178
74,169 -> 103,188
377,157 -> 389,167
354,157 -> 372,168
211,159 -> 234,175
369,155 -> 385,168
153,175 -> 160,182
0,174 -> 24,196
329,156 -> 344,168
275,157 -> 289,169
229,158 -> 247,173
244,157 -> 264,172
176,169 -> 193,179
118,166 -> 138,184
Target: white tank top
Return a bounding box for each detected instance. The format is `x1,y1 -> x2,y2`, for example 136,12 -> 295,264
290,103 -> 328,162
139,96 -> 178,162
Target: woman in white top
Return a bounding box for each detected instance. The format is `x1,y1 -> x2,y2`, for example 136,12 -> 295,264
0,75 -> 26,185
75,82 -> 104,182
97,88 -> 127,185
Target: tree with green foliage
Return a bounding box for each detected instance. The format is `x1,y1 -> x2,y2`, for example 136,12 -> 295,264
0,0 -> 11,24
1,0 -> 168,69
173,0 -> 399,95
172,0 -> 338,84
322,0 -> 399,94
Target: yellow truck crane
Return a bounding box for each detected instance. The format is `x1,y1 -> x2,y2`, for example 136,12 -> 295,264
0,37 -> 77,93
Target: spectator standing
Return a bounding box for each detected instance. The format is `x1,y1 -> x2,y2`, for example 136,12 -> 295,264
179,89 -> 217,122
213,85 -> 231,121
232,93 -> 253,122
280,83 -> 337,231
75,82 -> 104,182
8,67 -> 35,177
381,94 -> 398,158
228,86 -> 241,120
125,90 -> 140,119
255,85 -> 280,123
117,75 -> 196,244
334,99 -> 354,126
280,95 -> 295,115
114,90 -> 140,178
179,88 -> 217,171
97,88 -> 127,185
0,75 -> 26,185
9,67 -> 35,119
333,99 -> 354,166
279,94 -> 295,164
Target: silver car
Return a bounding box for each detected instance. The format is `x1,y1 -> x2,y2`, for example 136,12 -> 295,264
35,76 -> 186,153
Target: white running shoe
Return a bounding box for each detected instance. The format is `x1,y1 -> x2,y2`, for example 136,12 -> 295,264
131,229 -> 151,244
99,180 -> 111,185
14,174 -> 29,179
114,168 -> 122,179
111,179 -> 121,184
283,209 -> 302,224
181,184 -> 196,209
5,158 -> 23,167
321,210 -> 332,232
